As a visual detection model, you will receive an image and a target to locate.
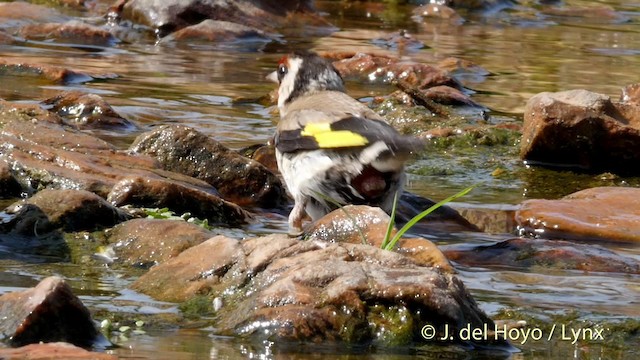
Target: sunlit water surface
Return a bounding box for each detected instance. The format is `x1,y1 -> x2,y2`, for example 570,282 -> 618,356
0,0 -> 639,359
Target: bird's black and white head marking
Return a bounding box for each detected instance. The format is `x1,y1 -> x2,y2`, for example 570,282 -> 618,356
271,52 -> 345,109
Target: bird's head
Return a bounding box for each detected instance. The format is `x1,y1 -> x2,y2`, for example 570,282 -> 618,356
267,51 -> 345,110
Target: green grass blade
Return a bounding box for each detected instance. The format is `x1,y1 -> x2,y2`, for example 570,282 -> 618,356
383,184 -> 475,251
381,190 -> 399,250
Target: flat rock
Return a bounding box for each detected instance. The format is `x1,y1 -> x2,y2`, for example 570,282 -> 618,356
105,218 -> 215,267
17,21 -> 119,47
0,100 -> 253,227
113,0 -> 322,38
520,89 -> 640,174
107,176 -> 250,226
0,342 -> 115,360
515,186 -> 640,243
443,237 -> 640,274
133,233 -> 502,347
0,59 -> 115,84
3,189 -> 131,232
0,276 -> 106,348
129,125 -> 286,208
159,19 -> 272,44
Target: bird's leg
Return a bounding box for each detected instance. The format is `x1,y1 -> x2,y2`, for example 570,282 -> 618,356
288,195 -> 308,237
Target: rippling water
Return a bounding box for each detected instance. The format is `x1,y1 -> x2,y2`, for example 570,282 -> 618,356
1,0 -> 639,359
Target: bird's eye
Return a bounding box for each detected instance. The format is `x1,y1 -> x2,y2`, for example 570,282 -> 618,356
277,64 -> 288,82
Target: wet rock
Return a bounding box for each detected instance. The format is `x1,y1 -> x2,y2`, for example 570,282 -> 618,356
412,4 -> 464,23
0,30 -> 15,44
0,59 -> 116,84
332,52 -> 458,90
159,19 -> 272,44
0,100 -> 240,224
113,0 -> 321,38
4,189 -> 130,232
520,89 -> 640,175
306,205 -> 454,272
129,125 -> 286,208
17,21 -> 119,47
621,83 -> 640,105
105,218 -> 214,267
107,177 -> 250,226
0,203 -> 53,236
133,233 -> 501,347
0,161 -> 23,198
443,237 -> 640,274
0,276 -> 106,348
239,144 -> 279,174
0,2 -> 69,25
42,91 -> 135,130
454,206 -> 518,234
515,186 -> 640,243
131,235 -> 246,302
0,342 -> 115,360
541,6 -> 628,23
371,30 -> 425,54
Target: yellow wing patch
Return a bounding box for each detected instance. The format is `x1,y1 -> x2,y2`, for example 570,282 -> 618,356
301,123 -> 368,148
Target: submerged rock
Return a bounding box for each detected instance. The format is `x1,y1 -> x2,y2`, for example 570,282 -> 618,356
17,21 -> 119,47
133,232 -> 502,347
105,218 -> 215,267
0,342 -> 116,360
112,0 -> 324,38
0,59 -> 116,84
520,89 -> 640,175
129,125 -> 286,208
444,237 -> 640,274
4,189 -> 130,232
159,19 -> 273,44
0,276 -> 107,348
515,186 -> 640,243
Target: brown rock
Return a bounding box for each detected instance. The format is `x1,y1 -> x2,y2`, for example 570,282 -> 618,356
0,276 -> 106,348
417,85 -> 480,107
42,91 -> 135,130
18,21 -> 118,47
106,218 -> 214,267
107,177 -> 250,226
0,59 -> 116,84
241,144 -> 279,174
0,161 -> 23,198
621,83 -> 640,105
0,2 -> 68,23
332,53 -> 457,90
306,205 -> 392,245
133,234 -> 500,346
520,89 -> 640,174
4,189 -> 130,232
115,0 -> 319,38
129,125 -> 286,208
443,237 -> 640,274
131,235 -> 245,302
160,19 -> 271,43
306,205 -> 454,272
0,100 -> 243,223
0,342 -> 115,360
515,186 -> 640,243
412,3 -> 463,22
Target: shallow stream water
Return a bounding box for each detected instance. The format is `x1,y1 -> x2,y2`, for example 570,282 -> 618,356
0,0 -> 639,359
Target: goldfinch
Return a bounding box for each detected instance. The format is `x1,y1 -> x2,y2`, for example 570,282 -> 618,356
267,51 -> 424,236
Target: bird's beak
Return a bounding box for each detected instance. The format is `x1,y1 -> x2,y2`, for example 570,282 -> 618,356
266,71 -> 278,84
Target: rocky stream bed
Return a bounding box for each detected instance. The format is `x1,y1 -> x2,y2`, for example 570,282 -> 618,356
0,0 -> 639,359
